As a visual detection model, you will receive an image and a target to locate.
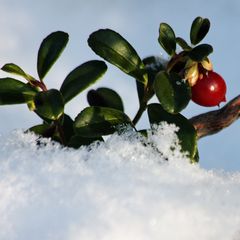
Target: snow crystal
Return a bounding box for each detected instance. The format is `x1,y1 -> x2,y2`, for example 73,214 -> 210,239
0,124 -> 240,240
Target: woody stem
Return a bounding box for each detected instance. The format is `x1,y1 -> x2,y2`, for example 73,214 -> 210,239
189,95 -> 240,139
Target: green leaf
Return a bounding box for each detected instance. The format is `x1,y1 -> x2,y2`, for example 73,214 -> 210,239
0,77 -> 37,105
34,89 -> 64,120
37,31 -> 69,80
30,115 -> 74,145
153,71 -> 191,114
1,63 -> 36,82
28,124 -> 56,138
147,103 -> 198,162
190,17 -> 210,45
1,63 -> 29,79
59,114 -> 74,143
188,44 -> 213,62
74,106 -> 132,137
158,23 -> 176,56
60,60 -> 107,103
88,29 -> 147,84
176,37 -> 192,51
68,135 -> 103,149
87,87 -> 124,112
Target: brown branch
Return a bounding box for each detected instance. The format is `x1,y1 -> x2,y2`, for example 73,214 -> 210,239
189,95 -> 240,139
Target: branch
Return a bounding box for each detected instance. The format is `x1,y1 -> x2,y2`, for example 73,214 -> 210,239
189,95 -> 240,139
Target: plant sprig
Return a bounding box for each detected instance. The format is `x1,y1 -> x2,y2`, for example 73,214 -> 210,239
0,17 -> 215,163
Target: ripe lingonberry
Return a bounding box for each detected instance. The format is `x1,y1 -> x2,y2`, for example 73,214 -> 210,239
191,71 -> 226,107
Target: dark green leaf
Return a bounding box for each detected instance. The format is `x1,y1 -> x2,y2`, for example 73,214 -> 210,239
87,87 -> 124,111
158,23 -> 176,56
0,77 -> 37,105
28,124 -> 56,138
147,103 -> 198,161
34,89 -> 64,120
37,31 -> 69,80
74,106 -> 132,137
190,17 -> 210,45
60,114 -> 74,143
60,60 -> 107,103
88,29 -> 147,84
188,44 -> 213,62
176,37 -> 192,51
153,71 -> 191,114
30,115 -> 74,145
68,135 -> 103,149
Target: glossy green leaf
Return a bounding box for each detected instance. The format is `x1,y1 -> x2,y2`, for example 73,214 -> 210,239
154,71 -> 191,114
176,37 -> 192,51
188,44 -> 213,62
34,89 -> 64,120
60,60 -> 107,103
68,135 -> 103,149
190,17 -> 210,45
0,77 -> 37,105
74,106 -> 132,137
88,29 -> 147,84
37,31 -> 69,80
147,103 -> 198,162
87,87 -> 124,111
158,23 -> 176,56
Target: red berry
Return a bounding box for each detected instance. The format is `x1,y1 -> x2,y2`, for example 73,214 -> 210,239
191,71 -> 227,107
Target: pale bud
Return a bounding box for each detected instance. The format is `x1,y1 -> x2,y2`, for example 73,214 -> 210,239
201,58 -> 213,71
184,60 -> 199,86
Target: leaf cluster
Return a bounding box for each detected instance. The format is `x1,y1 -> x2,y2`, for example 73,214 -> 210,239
0,17 -> 212,162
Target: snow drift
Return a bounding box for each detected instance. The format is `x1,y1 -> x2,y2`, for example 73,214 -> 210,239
0,123 -> 240,240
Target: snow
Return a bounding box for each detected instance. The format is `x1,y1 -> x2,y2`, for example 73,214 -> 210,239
0,123 -> 240,240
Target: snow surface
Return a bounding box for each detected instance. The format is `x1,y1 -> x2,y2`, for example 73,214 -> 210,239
0,123 -> 240,240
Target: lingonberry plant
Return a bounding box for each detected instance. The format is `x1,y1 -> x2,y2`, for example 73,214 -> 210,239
0,17 -> 231,163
